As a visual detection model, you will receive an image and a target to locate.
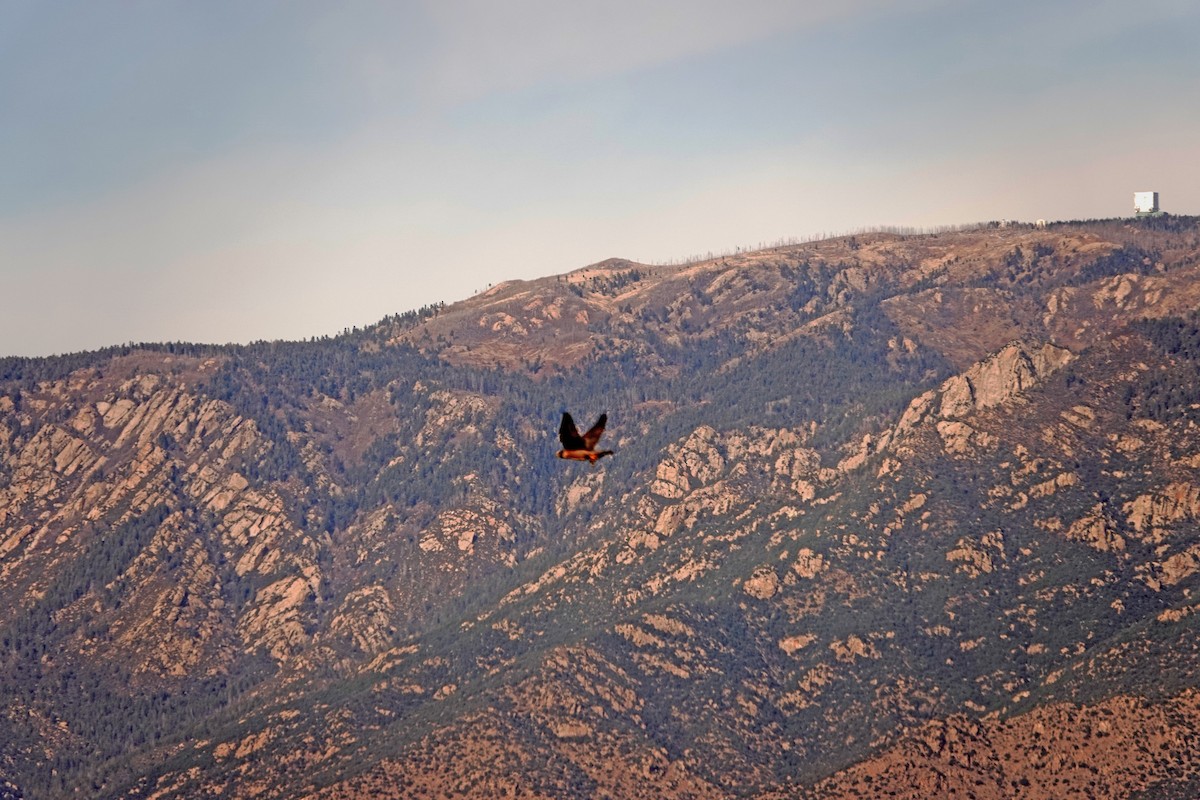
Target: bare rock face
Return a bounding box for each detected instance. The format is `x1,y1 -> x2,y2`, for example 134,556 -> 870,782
939,341 -> 1075,418
239,573 -> 321,662
1125,482 -> 1200,540
419,500 -> 517,558
743,566 -> 780,600
651,432 -> 711,498
946,541 -> 994,577
0,361 -> 329,674
1065,507 -> 1126,553
779,633 -> 817,654
651,426 -> 725,498
792,547 -> 827,579
326,586 -> 397,656
1042,265 -> 1200,350
936,419 -> 995,454
894,341 -> 1075,448
828,634 -> 878,663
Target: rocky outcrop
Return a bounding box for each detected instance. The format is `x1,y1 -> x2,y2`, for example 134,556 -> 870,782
743,566 -> 781,600
650,426 -> 726,498
0,363 -> 326,669
1042,265 -> 1200,349
939,341 -> 1074,418
894,341 -> 1075,448
1125,483 -> 1200,541
418,500 -> 518,563
828,634 -> 879,663
1065,507 -> 1125,553
946,531 -> 1005,578
792,547 -> 827,579
326,585 -> 398,656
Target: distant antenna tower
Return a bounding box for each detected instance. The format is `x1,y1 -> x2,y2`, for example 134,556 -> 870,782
1134,191 -> 1160,216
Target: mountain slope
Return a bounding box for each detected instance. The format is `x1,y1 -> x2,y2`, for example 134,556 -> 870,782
2,217 -> 1200,798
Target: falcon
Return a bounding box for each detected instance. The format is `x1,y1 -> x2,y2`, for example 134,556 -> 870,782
557,411 -> 614,463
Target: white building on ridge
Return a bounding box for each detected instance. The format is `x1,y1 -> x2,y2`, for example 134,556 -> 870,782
1134,191 -> 1160,215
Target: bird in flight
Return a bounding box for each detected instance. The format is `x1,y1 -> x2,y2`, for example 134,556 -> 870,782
557,412 -> 614,463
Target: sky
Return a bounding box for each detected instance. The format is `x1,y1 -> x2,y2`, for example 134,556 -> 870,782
2,0 -> 1198,357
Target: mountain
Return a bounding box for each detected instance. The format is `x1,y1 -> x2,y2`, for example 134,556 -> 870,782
3,216 -> 1200,798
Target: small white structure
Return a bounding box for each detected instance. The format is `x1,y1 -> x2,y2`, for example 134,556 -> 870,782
1134,191 -> 1160,215
1036,219 -> 1047,229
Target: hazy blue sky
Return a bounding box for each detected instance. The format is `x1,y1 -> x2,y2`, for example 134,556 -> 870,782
3,0 -> 1198,356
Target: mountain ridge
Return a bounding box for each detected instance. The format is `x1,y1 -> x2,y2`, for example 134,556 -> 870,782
3,216 -> 1200,798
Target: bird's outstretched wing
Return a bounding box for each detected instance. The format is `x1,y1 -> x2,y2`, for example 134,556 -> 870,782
582,413 -> 607,450
559,412 -> 586,450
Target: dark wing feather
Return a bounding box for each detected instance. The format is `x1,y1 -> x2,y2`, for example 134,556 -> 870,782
582,413 -> 607,450
559,412 -> 586,449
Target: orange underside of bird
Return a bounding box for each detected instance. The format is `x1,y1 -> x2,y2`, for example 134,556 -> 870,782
556,411 -> 613,462
557,448 -> 614,462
